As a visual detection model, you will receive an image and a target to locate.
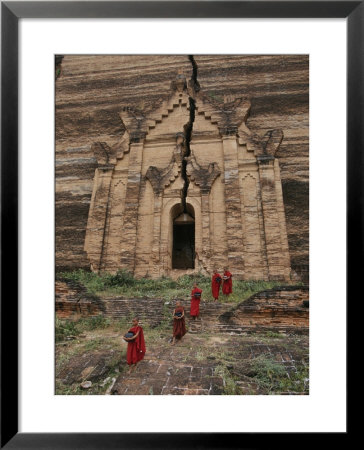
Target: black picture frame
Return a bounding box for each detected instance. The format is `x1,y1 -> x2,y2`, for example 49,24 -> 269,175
1,1 -> 355,448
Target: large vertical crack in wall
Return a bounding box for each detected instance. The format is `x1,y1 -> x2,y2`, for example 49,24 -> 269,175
181,55 -> 199,212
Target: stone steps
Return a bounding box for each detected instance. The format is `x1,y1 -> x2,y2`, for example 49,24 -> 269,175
102,297 -> 232,324
56,282 -> 309,334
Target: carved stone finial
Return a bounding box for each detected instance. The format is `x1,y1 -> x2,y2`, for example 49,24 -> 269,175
91,141 -> 116,168
176,132 -> 185,146
175,72 -> 187,92
186,152 -> 221,194
238,127 -> 284,158
197,93 -> 251,137
263,129 -> 284,156
114,130 -> 130,159
145,154 -> 181,195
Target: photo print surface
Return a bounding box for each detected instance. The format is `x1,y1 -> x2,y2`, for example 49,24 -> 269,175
55,55 -> 309,395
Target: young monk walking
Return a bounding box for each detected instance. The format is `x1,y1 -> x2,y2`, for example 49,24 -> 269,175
211,269 -> 222,302
172,300 -> 186,345
190,282 -> 202,320
222,267 -> 233,299
123,317 -> 146,374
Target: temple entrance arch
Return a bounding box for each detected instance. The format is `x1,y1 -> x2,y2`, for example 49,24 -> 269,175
170,203 -> 195,269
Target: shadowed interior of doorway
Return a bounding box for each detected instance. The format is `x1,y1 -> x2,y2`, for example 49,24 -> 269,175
172,208 -> 195,270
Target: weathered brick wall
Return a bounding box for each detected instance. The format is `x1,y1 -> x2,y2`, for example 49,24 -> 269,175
219,286 -> 309,332
56,55 -> 309,280
55,279 -> 106,318
56,281 -> 308,333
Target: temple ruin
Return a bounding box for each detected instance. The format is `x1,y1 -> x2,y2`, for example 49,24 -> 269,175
84,73 -> 291,281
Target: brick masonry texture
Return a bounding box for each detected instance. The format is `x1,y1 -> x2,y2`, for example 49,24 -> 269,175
55,280 -> 308,334
56,55 -> 308,281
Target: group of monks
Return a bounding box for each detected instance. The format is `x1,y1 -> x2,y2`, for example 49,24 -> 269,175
123,268 -> 233,373
211,267 -> 233,301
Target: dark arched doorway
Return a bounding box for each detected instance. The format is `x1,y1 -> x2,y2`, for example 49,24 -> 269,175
172,205 -> 195,269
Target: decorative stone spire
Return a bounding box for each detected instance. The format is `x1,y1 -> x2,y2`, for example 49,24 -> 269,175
175,72 -> 187,92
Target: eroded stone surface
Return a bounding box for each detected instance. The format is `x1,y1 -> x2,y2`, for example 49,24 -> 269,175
55,278 -> 106,318
56,55 -> 308,281
218,286 -> 309,332
58,350 -> 118,385
110,333 -> 308,395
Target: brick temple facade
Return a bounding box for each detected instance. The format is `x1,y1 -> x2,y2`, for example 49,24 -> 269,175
83,73 -> 291,281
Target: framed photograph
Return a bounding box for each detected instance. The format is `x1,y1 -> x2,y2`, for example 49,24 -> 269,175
1,1 -> 355,447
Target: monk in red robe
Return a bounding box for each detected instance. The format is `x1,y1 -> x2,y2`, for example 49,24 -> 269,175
190,282 -> 202,320
222,268 -> 233,299
123,317 -> 146,374
211,269 -> 222,302
172,300 -> 186,345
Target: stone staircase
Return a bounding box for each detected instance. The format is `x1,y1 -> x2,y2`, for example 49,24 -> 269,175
102,297 -> 232,331
102,297 -> 167,327
101,292 -> 308,335
56,280 -> 308,335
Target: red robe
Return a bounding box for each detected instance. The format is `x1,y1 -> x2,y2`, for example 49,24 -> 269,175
126,326 -> 146,365
173,306 -> 186,339
211,273 -> 222,299
190,287 -> 202,317
222,271 -> 233,295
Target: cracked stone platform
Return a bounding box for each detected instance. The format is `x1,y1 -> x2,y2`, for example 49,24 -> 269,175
56,328 -> 308,395
110,332 -> 308,395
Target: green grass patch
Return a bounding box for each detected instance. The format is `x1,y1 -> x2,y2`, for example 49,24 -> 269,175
214,365 -> 241,395
249,354 -> 288,393
81,337 -> 116,352
59,269 -> 294,303
55,318 -> 81,343
276,363 -> 309,393
55,316 -> 111,343
76,315 -> 111,331
263,331 -> 285,339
